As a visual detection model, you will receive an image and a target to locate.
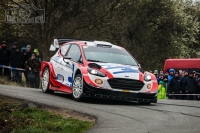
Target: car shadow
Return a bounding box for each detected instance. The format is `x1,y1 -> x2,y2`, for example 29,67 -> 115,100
52,91 -> 156,106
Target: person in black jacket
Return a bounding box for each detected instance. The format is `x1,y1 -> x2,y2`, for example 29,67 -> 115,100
23,45 -> 32,86
169,71 -> 182,99
183,71 -> 197,100
0,41 -> 10,78
180,71 -> 189,100
10,46 -> 24,83
9,42 -> 17,53
195,73 -> 200,100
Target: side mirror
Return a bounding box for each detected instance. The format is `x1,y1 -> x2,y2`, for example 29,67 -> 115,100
49,44 -> 56,51
63,56 -> 71,64
63,56 -> 71,60
138,64 -> 141,68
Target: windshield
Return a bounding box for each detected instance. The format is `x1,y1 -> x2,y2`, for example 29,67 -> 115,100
82,46 -> 138,66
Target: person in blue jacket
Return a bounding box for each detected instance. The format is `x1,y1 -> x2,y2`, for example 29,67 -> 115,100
168,68 -> 175,82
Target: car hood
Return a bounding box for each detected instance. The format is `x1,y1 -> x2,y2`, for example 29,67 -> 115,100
97,63 -> 140,80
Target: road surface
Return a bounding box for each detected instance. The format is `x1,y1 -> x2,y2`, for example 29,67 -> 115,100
0,85 -> 199,133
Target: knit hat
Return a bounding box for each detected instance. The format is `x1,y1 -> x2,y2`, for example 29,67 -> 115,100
154,70 -> 158,74
195,72 -> 199,75
169,68 -> 175,73
174,71 -> 179,75
13,42 -> 17,45
26,45 -> 31,48
189,71 -> 194,75
159,81 -> 164,85
163,75 -> 168,79
32,53 -> 36,56
34,49 -> 39,53
2,41 -> 6,44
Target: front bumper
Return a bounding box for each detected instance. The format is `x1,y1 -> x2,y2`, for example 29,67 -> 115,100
83,82 -> 157,103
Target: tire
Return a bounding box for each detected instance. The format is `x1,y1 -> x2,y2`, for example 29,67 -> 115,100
41,68 -> 54,93
72,74 -> 83,101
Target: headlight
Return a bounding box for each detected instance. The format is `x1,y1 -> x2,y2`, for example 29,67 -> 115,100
144,74 -> 151,81
88,68 -> 106,77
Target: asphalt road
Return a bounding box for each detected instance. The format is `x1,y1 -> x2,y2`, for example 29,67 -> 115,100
0,85 -> 200,133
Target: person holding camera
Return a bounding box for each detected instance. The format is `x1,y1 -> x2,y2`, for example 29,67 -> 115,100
23,45 -> 33,86
158,74 -> 164,83
24,53 -> 41,88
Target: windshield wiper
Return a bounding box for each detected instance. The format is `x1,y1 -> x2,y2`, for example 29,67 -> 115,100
87,59 -> 106,63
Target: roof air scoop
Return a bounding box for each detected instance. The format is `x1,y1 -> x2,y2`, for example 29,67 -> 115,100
94,41 -> 112,48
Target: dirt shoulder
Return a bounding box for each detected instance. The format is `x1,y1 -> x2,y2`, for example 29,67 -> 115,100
0,95 -> 96,133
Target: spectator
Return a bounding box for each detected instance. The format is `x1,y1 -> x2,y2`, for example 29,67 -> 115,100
24,53 -> 41,88
169,71 -> 182,99
168,68 -> 175,82
154,70 -> 159,81
195,73 -> 200,100
160,69 -> 164,75
183,71 -> 197,100
0,41 -> 10,78
10,46 -> 24,83
163,75 -> 169,98
33,49 -> 42,88
33,49 -> 42,62
165,71 -> 169,76
23,45 -> 33,86
23,45 -> 32,62
157,81 -> 167,99
10,42 -> 17,53
181,71 -> 185,77
181,70 -> 189,100
158,74 -> 164,83
21,47 -> 26,53
179,70 -> 183,77
154,70 -> 158,76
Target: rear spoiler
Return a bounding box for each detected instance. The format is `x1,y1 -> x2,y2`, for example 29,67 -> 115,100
49,38 -> 84,51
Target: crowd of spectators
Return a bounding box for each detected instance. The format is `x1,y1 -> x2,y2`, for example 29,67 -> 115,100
0,41 -> 41,88
153,69 -> 200,100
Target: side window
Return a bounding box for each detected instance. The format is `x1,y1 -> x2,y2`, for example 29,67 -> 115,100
66,44 -> 81,62
60,44 -> 70,56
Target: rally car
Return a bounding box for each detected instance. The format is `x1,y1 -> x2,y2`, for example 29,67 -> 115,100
40,39 -> 158,104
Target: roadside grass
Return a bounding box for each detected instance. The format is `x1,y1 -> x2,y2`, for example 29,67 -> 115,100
0,75 -> 26,87
0,96 -> 93,133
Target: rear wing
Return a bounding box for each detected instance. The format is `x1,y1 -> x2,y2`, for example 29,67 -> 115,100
49,38 -> 84,51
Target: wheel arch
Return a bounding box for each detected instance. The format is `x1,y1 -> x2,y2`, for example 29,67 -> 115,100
40,61 -> 56,79
74,69 -> 82,78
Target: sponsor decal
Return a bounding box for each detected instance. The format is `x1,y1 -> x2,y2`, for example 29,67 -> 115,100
147,84 -> 151,89
94,78 -> 103,85
68,63 -> 74,83
65,83 -> 72,87
57,74 -> 64,83
122,90 -> 130,92
104,66 -> 138,74
52,56 -> 60,62
5,3 -> 45,23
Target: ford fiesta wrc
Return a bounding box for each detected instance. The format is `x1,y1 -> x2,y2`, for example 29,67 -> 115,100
40,39 -> 158,104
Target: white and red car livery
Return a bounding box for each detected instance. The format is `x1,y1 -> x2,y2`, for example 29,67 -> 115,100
40,39 -> 158,104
